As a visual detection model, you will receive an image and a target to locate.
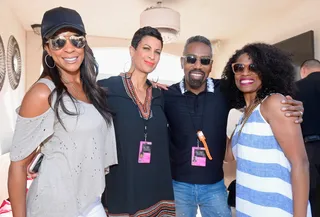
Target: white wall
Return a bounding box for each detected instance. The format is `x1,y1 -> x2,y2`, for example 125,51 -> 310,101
212,0 -> 320,77
93,47 -> 183,84
0,1 -> 26,155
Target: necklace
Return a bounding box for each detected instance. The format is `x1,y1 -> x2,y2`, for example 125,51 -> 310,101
61,76 -> 81,97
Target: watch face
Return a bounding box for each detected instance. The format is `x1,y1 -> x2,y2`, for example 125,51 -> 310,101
7,35 -> 21,90
0,35 -> 5,92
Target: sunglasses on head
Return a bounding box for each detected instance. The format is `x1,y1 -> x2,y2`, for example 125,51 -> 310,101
183,55 -> 212,66
47,35 -> 86,50
231,62 -> 258,74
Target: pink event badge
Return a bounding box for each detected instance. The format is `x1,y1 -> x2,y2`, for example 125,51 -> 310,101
138,141 -> 152,164
191,147 -> 206,167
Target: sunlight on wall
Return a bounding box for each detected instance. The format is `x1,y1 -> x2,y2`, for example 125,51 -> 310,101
0,3 -> 26,155
92,47 -> 183,84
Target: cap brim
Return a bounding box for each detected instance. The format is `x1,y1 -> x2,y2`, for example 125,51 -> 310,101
44,23 -> 86,39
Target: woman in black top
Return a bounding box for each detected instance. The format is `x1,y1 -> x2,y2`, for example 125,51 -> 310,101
98,27 -> 175,217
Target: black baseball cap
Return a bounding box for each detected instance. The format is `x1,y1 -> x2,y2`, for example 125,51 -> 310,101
41,7 -> 86,39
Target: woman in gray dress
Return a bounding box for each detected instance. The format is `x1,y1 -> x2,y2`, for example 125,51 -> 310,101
8,7 -> 117,217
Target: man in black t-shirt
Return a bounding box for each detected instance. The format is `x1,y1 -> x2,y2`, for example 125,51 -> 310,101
296,59 -> 320,217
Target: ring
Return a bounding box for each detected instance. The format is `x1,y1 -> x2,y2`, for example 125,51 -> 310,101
300,111 -> 303,116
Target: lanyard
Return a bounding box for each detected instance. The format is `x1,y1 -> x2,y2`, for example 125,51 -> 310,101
184,91 -> 213,160
184,92 -> 207,135
143,111 -> 152,141
122,73 -> 152,141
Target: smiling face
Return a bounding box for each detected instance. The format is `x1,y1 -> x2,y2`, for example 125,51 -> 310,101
45,28 -> 85,74
130,35 -> 162,74
181,42 -> 212,92
234,53 -> 262,95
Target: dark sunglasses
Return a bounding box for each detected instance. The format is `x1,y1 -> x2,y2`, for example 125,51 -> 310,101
231,62 -> 258,74
183,55 -> 212,66
47,35 -> 86,50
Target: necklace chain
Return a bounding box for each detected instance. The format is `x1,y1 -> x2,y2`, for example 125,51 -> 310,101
61,76 -> 81,96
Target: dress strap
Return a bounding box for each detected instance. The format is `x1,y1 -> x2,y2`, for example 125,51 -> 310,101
262,93 -> 284,102
37,78 -> 56,92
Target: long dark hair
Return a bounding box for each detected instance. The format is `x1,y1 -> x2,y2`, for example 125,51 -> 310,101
40,38 -> 112,127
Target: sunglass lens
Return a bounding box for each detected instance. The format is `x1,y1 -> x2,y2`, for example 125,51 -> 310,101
186,56 -> 197,64
249,64 -> 258,72
50,38 -> 66,50
200,58 -> 211,65
70,36 -> 86,48
233,63 -> 245,73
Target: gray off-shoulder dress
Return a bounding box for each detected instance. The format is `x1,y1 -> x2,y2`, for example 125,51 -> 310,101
10,78 -> 117,217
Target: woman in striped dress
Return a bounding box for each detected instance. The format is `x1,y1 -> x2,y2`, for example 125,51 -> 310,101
222,43 -> 312,217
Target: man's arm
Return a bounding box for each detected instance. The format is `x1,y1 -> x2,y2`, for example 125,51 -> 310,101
280,95 -> 304,124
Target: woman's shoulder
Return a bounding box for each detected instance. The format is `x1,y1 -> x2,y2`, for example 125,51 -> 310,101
262,93 -> 286,108
19,81 -> 53,118
97,75 -> 122,88
260,93 -> 286,120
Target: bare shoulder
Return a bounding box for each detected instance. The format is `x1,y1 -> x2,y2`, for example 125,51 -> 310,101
19,82 -> 52,118
263,94 -> 286,109
261,94 -> 287,121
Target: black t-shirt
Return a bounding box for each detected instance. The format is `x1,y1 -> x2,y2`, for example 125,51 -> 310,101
295,72 -> 320,137
164,78 -> 231,184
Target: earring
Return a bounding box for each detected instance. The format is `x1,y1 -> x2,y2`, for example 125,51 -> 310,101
45,54 -> 56,69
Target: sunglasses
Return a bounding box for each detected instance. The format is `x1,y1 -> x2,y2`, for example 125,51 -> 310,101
183,55 -> 212,66
231,62 -> 258,74
47,35 -> 86,50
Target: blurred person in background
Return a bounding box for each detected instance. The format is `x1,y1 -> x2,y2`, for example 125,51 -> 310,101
296,59 -> 320,217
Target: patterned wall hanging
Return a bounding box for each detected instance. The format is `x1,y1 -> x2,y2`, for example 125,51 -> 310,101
7,35 -> 21,90
0,35 -> 5,92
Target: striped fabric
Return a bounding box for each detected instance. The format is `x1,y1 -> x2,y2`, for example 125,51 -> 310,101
231,104 -> 312,217
106,200 -> 176,217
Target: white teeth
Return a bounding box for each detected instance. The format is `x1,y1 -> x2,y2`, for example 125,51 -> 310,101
64,57 -> 77,62
192,74 -> 202,77
190,73 -> 203,78
240,80 -> 253,84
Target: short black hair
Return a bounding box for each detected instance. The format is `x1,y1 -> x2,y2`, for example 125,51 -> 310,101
183,35 -> 213,57
221,43 -> 295,109
300,58 -> 320,68
131,26 -> 163,49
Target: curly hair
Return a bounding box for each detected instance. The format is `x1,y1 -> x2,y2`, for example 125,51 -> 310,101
221,43 -> 296,109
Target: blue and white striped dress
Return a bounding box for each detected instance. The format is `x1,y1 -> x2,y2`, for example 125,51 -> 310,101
231,104 -> 312,217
